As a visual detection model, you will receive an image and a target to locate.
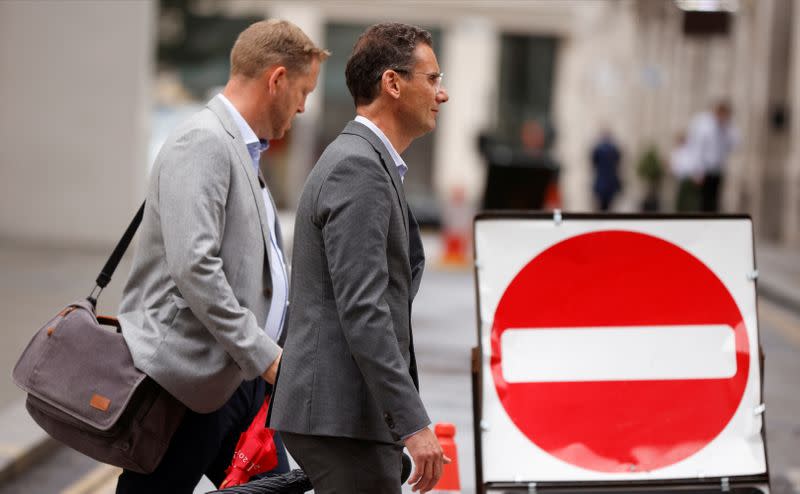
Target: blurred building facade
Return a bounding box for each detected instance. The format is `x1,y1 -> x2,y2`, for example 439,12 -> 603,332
1,0 -> 798,248
0,0 -> 154,248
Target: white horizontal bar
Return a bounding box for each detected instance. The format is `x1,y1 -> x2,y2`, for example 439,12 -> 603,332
500,325 -> 736,383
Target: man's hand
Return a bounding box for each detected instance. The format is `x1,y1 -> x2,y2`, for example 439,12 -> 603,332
261,350 -> 282,384
403,427 -> 451,493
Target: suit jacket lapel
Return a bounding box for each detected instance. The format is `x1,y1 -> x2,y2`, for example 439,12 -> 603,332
207,96 -> 273,269
407,206 -> 424,390
408,206 -> 425,300
342,121 -> 410,241
260,170 -> 284,250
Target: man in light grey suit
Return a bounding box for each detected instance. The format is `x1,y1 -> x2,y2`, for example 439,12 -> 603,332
270,23 -> 449,493
115,20 -> 327,493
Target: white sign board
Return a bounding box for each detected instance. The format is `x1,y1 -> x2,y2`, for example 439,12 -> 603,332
474,215 -> 767,483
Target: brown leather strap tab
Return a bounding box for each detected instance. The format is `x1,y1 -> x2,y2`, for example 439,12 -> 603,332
58,306 -> 76,317
96,315 -> 121,330
90,393 -> 111,412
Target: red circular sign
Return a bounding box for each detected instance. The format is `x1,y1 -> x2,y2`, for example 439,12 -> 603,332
491,230 -> 750,472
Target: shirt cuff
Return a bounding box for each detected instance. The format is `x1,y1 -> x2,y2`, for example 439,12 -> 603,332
401,424 -> 431,442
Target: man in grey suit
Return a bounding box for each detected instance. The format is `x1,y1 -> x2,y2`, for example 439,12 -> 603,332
115,20 -> 328,493
270,23 -> 449,493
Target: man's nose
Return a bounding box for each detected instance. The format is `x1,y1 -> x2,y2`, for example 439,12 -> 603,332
437,87 -> 449,103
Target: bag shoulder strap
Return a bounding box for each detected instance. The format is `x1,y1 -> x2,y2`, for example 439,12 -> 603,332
88,202 -> 145,306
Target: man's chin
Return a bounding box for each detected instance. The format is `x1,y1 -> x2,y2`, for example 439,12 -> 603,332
278,123 -> 293,139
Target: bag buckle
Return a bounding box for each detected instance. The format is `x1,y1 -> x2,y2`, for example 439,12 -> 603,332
87,285 -> 103,308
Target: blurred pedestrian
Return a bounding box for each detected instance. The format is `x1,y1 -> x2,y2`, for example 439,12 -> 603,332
685,100 -> 738,212
636,145 -> 664,212
670,131 -> 702,212
270,22 -> 450,494
115,20 -> 328,493
590,130 -> 622,211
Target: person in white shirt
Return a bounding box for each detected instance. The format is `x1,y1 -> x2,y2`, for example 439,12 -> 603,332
684,101 -> 739,212
670,131 -> 702,211
270,22 -> 450,494
116,20 -> 328,493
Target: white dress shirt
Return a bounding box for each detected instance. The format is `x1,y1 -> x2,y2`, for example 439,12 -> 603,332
686,111 -> 739,174
218,94 -> 288,342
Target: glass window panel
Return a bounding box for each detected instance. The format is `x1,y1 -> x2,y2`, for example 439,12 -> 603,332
496,34 -> 558,148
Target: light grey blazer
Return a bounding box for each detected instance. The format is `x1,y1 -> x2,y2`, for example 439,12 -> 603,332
269,121 -> 429,443
118,96 -> 281,413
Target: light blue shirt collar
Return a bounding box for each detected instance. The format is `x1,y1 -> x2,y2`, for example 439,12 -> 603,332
218,94 -> 269,170
354,115 -> 408,180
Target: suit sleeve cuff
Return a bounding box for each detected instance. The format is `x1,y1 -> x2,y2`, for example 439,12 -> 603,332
240,330 -> 282,379
401,424 -> 431,442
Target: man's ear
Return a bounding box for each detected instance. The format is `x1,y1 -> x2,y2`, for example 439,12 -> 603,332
265,66 -> 288,95
381,70 -> 402,100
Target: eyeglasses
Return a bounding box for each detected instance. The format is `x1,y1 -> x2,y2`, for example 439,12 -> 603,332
392,68 -> 445,93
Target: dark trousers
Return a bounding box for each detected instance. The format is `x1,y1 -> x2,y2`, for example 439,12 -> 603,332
701,173 -> 723,212
596,193 -> 614,212
676,178 -> 701,212
116,379 -> 289,494
281,432 -> 403,494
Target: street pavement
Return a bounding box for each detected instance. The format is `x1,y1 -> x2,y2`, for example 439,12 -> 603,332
0,232 -> 798,493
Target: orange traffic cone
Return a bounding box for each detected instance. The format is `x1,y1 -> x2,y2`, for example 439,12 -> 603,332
543,180 -> 561,209
439,187 -> 471,268
432,422 -> 461,492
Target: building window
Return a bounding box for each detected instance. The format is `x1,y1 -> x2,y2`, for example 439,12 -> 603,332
496,34 -> 558,148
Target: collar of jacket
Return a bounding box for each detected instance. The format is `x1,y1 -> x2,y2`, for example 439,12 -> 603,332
341,120 -> 410,239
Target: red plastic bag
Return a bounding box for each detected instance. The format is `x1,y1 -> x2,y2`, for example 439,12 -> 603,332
220,398 -> 278,488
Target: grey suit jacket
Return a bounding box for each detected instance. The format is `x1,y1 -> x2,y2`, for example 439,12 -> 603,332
269,121 -> 429,443
118,96 -> 282,413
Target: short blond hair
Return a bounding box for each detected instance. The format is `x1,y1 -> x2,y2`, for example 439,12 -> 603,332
230,19 -> 329,78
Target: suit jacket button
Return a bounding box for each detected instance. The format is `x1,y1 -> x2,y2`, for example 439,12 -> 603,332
384,413 -> 395,429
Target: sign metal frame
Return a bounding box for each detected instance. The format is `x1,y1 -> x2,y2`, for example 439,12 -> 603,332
471,211 -> 771,494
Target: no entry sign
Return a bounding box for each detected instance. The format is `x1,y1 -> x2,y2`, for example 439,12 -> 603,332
475,216 -> 766,483
492,229 -> 748,472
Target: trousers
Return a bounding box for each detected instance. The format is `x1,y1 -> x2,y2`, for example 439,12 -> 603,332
116,378 -> 288,494
281,432 -> 403,494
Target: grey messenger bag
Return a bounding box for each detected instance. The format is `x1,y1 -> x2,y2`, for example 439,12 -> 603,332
12,203 -> 185,474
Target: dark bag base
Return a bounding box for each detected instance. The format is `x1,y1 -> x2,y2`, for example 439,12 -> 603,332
26,377 -> 185,474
